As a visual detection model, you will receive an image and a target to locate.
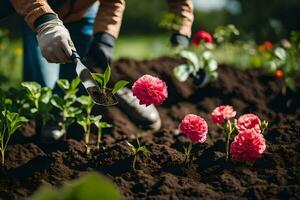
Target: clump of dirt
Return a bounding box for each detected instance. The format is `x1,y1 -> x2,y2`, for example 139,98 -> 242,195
0,57 -> 299,200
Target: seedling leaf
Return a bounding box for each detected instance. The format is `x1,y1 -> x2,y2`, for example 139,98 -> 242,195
103,66 -> 111,88
112,80 -> 129,94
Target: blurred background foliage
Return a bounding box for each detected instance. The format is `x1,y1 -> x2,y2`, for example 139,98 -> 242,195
0,0 -> 299,87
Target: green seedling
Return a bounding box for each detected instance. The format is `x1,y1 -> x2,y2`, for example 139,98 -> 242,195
21,82 -> 53,126
0,99 -> 28,166
77,95 -> 111,154
92,66 -> 129,106
126,138 -> 150,170
51,78 -> 81,139
93,119 -> 111,150
173,50 -> 218,85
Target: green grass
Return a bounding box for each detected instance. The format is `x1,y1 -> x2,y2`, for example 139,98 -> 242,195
113,35 -> 170,59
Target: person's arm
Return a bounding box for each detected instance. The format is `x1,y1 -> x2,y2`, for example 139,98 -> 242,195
167,0 -> 194,48
10,0 -> 56,30
10,0 -> 75,63
87,0 -> 125,68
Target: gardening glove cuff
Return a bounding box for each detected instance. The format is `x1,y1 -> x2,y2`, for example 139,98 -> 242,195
36,16 -> 76,64
170,33 -> 190,48
87,32 -> 115,69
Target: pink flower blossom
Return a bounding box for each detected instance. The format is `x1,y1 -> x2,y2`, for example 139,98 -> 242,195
132,74 -> 168,106
211,105 -> 236,124
236,114 -> 261,133
179,114 -> 208,143
192,31 -> 213,47
230,129 -> 266,162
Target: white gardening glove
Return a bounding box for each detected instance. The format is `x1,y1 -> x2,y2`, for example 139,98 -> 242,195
36,18 -> 75,63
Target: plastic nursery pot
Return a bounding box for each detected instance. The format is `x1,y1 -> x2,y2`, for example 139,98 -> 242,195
88,87 -> 118,106
192,69 -> 210,88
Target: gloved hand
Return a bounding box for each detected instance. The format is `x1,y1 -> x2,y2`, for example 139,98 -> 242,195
86,32 -> 115,69
170,33 -> 190,48
36,16 -> 75,63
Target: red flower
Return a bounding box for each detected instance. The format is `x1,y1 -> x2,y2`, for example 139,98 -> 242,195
263,41 -> 273,50
230,129 -> 266,162
258,41 -> 273,52
192,31 -> 213,47
275,69 -> 284,78
179,114 -> 208,143
236,114 -> 261,134
132,74 -> 168,106
211,105 -> 236,124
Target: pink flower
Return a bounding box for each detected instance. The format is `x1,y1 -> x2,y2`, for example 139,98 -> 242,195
236,114 -> 261,134
211,105 -> 236,124
192,31 -> 213,47
132,74 -> 168,106
230,129 -> 266,162
179,114 -> 208,143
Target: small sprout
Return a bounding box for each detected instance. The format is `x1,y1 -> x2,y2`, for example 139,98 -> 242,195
126,139 -> 150,170
0,109 -> 28,166
92,66 -> 129,106
93,119 -> 111,150
261,120 -> 269,134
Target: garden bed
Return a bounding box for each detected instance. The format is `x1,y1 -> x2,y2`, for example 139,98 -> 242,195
0,57 -> 299,199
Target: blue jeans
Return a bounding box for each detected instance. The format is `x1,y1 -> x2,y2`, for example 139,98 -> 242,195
21,3 -> 99,89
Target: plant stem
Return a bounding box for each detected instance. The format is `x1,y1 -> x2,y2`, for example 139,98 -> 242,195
85,124 -> 91,154
184,141 -> 193,165
1,150 -> 5,167
97,127 -> 102,149
132,155 -> 137,170
225,120 -> 233,161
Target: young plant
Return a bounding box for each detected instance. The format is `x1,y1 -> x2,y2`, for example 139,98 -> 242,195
21,82 -> 53,126
173,50 -> 218,86
76,95 -> 109,153
93,119 -> 111,150
0,98 -> 28,166
126,138 -> 150,170
179,114 -> 208,165
50,78 -> 81,139
92,66 -> 129,106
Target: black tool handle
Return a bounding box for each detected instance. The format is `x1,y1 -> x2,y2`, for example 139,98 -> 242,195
70,50 -> 80,62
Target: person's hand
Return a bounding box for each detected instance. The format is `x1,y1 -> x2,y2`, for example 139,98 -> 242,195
36,18 -> 75,63
86,32 -> 115,69
170,33 -> 190,48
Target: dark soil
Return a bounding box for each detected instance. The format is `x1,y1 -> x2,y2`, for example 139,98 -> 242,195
1,57 -> 300,200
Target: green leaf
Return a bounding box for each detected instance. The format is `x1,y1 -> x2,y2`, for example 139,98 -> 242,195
137,145 -> 150,154
6,111 -> 28,135
99,122 -> 112,128
126,141 -> 137,155
77,95 -> 93,107
179,50 -> 199,68
21,82 -> 41,94
29,172 -> 121,200
103,66 -> 111,88
112,80 -> 129,94
50,95 -> 64,110
71,77 -> 81,90
92,73 -> 104,88
173,64 -> 193,82
285,77 -> 296,91
56,79 -> 70,91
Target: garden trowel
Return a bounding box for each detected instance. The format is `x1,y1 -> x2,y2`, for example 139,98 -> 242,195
71,51 -> 117,106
